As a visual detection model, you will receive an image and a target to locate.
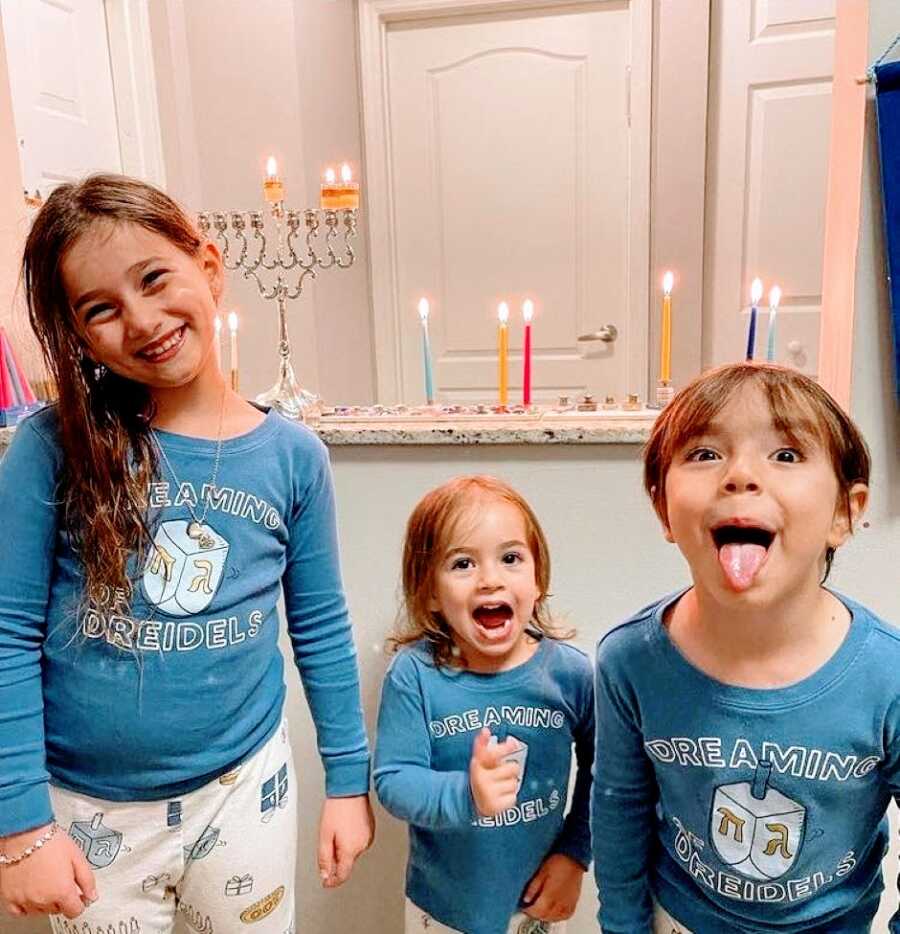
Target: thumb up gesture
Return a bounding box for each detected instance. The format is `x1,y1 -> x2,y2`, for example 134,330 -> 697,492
469,727 -> 522,818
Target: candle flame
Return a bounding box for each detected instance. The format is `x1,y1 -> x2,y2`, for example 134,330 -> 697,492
324,167 -> 336,185
662,271 -> 674,295
341,163 -> 353,184
266,156 -> 278,180
418,297 -> 430,321
498,302 -> 510,325
227,311 -> 239,333
769,285 -> 782,309
522,299 -> 534,323
751,277 -> 763,304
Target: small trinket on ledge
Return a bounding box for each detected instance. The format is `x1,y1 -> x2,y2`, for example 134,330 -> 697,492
621,393 -> 642,412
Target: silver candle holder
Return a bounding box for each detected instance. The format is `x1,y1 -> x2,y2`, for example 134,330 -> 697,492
197,202 -> 358,420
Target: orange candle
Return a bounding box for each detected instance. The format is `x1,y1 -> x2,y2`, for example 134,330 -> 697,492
497,302 -> 509,407
660,271 -> 673,383
263,156 -> 284,203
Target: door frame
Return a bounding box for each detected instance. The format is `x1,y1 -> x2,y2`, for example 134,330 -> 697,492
359,0 -> 653,403
105,0 -> 166,187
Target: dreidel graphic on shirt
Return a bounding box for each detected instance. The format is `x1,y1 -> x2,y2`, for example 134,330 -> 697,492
142,520 -> 229,616
711,760 -> 806,880
69,812 -> 123,869
488,733 -> 528,794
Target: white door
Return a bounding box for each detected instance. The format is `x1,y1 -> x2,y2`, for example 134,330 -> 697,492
704,0 -> 835,375
383,2 -> 650,405
1,0 -> 121,197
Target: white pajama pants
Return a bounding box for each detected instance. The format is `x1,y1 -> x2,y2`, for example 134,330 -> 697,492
404,898 -> 566,934
48,720 -> 298,934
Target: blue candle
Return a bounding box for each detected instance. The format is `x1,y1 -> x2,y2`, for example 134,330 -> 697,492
766,285 -> 781,362
418,298 -> 435,404
746,278 -> 763,361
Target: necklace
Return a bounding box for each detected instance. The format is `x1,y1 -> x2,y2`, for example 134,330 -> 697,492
151,386 -> 227,550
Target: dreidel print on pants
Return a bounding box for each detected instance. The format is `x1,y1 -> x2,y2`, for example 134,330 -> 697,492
69,812 -> 123,869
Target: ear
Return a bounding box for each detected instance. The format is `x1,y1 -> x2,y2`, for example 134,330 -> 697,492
827,482 -> 869,549
198,240 -> 224,304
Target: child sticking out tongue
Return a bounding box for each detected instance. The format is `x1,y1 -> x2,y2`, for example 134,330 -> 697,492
718,542 -> 767,592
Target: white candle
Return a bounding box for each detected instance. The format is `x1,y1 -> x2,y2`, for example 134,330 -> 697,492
766,285 -> 782,362
214,314 -> 223,370
228,311 -> 239,392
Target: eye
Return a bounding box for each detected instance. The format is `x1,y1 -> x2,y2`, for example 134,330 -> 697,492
142,269 -> 167,289
450,556 -> 473,571
772,448 -> 803,463
685,447 -> 720,463
83,303 -> 115,324
502,551 -> 524,565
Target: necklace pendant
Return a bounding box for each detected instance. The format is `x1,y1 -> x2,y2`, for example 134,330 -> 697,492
187,521 -> 204,540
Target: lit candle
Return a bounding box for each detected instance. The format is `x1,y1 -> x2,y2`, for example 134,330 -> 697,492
766,285 -> 781,362
746,278 -> 763,361
339,162 -> 360,210
320,167 -> 338,210
214,314 -> 223,370
228,311 -> 239,392
263,156 -> 284,204
660,272 -> 674,383
522,299 -> 534,406
418,297 -> 435,405
497,302 -> 509,407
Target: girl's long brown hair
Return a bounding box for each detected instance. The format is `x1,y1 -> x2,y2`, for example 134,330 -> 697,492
22,174 -> 204,616
391,475 -> 572,667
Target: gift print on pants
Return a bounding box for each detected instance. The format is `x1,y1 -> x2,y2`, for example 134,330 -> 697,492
142,520 -> 229,616
69,812 -> 123,869
711,760 -> 806,880
260,762 -> 289,823
225,873 -> 254,896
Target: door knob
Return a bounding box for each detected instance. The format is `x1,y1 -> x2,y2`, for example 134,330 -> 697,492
577,325 -> 618,343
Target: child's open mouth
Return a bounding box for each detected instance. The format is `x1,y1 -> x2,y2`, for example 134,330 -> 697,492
472,602 -> 514,640
711,523 -> 775,592
138,325 -> 186,363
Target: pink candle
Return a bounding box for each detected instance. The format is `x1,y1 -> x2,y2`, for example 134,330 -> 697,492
522,299 -> 534,406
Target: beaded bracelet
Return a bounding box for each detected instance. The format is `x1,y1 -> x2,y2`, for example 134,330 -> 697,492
0,822 -> 60,867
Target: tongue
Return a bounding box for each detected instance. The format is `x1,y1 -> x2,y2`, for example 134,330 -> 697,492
475,610 -> 509,629
718,543 -> 767,591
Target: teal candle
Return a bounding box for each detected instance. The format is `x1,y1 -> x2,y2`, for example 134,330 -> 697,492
766,285 -> 781,362
418,298 -> 435,404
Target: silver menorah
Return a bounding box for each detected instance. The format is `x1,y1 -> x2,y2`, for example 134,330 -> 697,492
197,203 -> 358,420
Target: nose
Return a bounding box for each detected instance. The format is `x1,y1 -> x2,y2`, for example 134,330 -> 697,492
477,561 -> 503,590
721,453 -> 761,495
122,297 -> 162,343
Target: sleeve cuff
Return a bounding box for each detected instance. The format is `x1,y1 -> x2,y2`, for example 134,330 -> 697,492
323,757 -> 371,798
0,782 -> 53,838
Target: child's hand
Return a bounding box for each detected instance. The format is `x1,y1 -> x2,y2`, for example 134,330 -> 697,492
0,824 -> 97,918
521,853 -> 585,922
469,727 -> 521,817
316,794 -> 375,889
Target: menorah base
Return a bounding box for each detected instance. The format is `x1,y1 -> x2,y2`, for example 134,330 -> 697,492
255,362 -> 320,422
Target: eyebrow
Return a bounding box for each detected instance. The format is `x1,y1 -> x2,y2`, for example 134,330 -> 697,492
71,257 -> 166,312
444,539 -> 528,556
